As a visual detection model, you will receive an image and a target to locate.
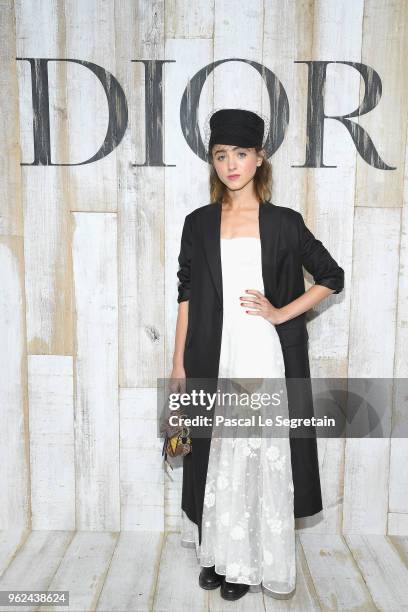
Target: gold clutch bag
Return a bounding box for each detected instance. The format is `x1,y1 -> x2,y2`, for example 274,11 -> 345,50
160,407 -> 192,470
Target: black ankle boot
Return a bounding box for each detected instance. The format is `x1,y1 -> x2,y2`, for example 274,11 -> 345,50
221,579 -> 250,601
198,565 -> 224,589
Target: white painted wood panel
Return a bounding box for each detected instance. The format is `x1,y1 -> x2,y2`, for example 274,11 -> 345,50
356,0 -> 408,208
165,0 -> 214,39
115,0 -> 165,388
0,0 -> 22,237
300,533 -> 376,609
0,529 -> 29,579
262,0 -> 311,208
0,238 -> 30,530
96,531 -> 163,611
389,131 -> 408,530
389,514 -> 408,536
153,532 -> 206,611
15,1 -> 73,355
0,530 -> 74,612
305,0 -> 361,363
164,466 -> 183,533
73,212 -> 120,530
28,355 -> 75,530
345,207 -> 400,533
64,0 -> 118,211
38,531 -> 118,612
120,388 -> 164,531
345,534 -> 408,610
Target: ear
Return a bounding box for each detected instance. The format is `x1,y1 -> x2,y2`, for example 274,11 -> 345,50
256,149 -> 265,166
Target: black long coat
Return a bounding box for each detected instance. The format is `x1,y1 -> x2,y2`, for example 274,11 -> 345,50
177,199 -> 344,544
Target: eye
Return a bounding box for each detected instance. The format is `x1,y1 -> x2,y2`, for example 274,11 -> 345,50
215,154 -> 225,161
238,152 -> 247,158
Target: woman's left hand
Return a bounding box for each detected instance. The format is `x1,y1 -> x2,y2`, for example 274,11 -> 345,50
239,289 -> 285,325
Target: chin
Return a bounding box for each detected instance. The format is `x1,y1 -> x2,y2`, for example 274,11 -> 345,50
224,180 -> 245,189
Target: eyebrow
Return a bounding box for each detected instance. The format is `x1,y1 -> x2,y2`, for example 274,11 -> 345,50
213,146 -> 246,154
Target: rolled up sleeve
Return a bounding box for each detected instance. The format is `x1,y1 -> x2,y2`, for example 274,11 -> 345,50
297,211 -> 344,294
177,214 -> 193,303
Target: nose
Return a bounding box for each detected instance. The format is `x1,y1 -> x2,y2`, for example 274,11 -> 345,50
227,154 -> 237,171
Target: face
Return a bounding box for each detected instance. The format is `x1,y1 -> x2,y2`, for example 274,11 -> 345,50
211,144 -> 264,191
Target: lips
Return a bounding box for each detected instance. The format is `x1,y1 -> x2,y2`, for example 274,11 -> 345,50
227,174 -> 240,179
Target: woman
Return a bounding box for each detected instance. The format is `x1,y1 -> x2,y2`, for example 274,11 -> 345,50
170,108 -> 344,601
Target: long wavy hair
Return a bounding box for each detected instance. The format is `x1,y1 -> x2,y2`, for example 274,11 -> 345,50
208,145 -> 272,205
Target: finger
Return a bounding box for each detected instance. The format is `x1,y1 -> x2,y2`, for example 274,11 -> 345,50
245,308 -> 261,315
241,304 -> 262,312
245,293 -> 266,304
240,298 -> 262,307
240,295 -> 261,302
245,303 -> 263,311
245,289 -> 264,297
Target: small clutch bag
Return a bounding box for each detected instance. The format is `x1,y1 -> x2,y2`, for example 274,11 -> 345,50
160,407 -> 192,470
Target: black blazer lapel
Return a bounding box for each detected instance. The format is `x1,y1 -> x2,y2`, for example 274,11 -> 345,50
201,201 -> 223,307
259,200 -> 282,301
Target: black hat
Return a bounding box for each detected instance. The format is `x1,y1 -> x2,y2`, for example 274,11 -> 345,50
208,108 -> 264,152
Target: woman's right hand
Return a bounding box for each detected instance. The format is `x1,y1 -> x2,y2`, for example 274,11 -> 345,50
169,364 -> 186,394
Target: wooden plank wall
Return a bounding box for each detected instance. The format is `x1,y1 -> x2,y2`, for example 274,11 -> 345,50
0,0 -> 407,536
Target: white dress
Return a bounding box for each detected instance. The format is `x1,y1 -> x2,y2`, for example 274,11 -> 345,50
181,237 -> 296,596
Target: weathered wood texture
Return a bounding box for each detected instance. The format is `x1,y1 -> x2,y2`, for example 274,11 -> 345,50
0,0 -> 406,537
0,532 -> 407,610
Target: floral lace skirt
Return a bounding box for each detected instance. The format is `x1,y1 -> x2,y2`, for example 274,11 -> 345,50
181,392 -> 296,595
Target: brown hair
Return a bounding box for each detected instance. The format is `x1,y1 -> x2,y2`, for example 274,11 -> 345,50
208,145 -> 272,205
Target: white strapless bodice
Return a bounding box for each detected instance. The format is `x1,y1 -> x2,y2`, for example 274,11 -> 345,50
218,237 -> 285,379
